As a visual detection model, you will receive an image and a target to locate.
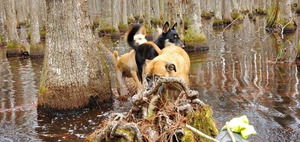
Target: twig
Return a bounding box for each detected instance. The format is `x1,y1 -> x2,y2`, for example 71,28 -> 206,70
225,122 -> 236,142
185,124 -> 220,142
222,18 -> 239,33
281,19 -> 293,39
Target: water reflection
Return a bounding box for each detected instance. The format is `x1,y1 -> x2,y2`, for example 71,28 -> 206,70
0,56 -> 41,141
0,17 -> 300,141
190,17 -> 300,141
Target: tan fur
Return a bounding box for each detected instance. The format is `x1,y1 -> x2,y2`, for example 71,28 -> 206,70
114,50 -> 142,95
114,32 -> 147,95
144,45 -> 190,88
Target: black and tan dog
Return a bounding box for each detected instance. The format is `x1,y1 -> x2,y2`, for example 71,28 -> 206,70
127,22 -> 184,82
113,25 -> 162,95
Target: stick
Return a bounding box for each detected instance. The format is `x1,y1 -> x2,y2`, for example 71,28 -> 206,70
185,124 -> 220,142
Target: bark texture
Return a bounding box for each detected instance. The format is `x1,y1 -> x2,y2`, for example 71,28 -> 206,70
3,0 -> 19,42
30,0 -> 41,45
38,0 -> 112,110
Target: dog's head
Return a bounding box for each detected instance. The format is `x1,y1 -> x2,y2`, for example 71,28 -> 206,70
134,33 -> 147,46
145,60 -> 177,90
162,22 -> 185,48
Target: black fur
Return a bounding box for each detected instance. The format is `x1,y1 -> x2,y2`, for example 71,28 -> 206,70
127,22 -> 184,81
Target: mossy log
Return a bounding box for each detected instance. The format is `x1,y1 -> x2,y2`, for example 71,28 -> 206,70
85,77 -> 218,142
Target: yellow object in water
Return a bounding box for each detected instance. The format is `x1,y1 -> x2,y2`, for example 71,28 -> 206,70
221,115 -> 257,139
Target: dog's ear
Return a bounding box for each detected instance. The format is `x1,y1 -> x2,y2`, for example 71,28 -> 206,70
165,63 -> 176,72
162,22 -> 170,33
171,23 -> 177,29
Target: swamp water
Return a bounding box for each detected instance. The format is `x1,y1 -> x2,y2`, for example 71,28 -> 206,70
0,17 -> 300,141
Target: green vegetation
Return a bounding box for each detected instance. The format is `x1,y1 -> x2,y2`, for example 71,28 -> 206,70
40,26 -> 47,39
127,18 -> 136,24
186,105 -> 218,142
201,12 -> 214,20
266,1 -> 279,29
181,128 -> 196,142
97,26 -> 118,34
212,17 -> 223,27
150,17 -> 162,26
6,41 -> 19,49
255,8 -> 268,15
185,28 -> 207,43
231,11 -> 244,21
118,22 -> 128,32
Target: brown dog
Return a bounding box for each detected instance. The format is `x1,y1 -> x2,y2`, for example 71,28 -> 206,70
144,44 -> 190,91
114,50 -> 142,95
114,32 -> 147,95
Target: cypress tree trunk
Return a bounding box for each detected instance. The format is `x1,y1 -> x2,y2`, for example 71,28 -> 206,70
38,0 -> 112,111
3,0 -> 19,42
29,0 -> 41,45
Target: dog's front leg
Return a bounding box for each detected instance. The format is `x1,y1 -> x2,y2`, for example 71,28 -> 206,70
131,70 -> 143,92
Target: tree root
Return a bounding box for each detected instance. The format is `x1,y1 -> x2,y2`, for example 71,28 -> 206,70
85,77 -> 218,142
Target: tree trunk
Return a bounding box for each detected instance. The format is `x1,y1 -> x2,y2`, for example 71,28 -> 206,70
3,0 -> 19,42
185,0 -> 207,50
29,0 -> 41,45
151,0 -> 160,21
213,0 -> 223,27
112,0 -> 120,32
98,0 -> 112,29
0,0 -> 7,40
144,0 -> 151,27
38,0 -> 112,111
279,0 -> 296,33
120,0 -> 128,30
222,0 -> 232,24
15,0 -> 27,25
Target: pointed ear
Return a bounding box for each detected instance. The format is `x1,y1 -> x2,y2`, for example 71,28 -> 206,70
162,21 -> 170,33
165,63 -> 176,72
171,23 -> 177,29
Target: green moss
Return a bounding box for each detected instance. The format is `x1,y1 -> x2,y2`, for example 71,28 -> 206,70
201,12 -> 214,20
181,128 -> 196,142
298,41 -> 300,54
187,105 -> 218,142
266,1 -> 279,28
223,18 -> 232,25
150,18 -> 161,26
0,35 -> 5,43
118,23 -> 128,32
38,85 -> 48,97
127,18 -> 136,24
97,26 -> 118,34
231,12 -> 244,20
30,43 -> 45,50
6,41 -> 19,49
212,17 -> 223,27
184,27 -> 207,44
255,8 -> 268,15
115,127 -> 136,142
40,27 -> 47,38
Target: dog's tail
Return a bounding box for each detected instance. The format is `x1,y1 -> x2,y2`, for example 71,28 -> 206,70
144,41 -> 162,54
127,24 -> 142,50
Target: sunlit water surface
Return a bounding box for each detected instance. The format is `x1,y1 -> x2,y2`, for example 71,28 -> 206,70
0,17 -> 300,141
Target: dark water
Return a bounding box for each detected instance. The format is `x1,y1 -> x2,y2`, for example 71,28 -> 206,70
1,17 -> 300,141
